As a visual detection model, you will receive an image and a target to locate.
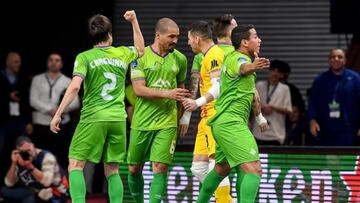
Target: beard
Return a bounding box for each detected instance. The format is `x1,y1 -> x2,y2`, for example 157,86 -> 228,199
167,43 -> 177,53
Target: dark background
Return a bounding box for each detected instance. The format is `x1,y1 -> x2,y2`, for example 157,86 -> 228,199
0,0 -> 113,77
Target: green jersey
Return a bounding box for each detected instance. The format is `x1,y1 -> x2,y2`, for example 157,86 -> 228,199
73,46 -> 138,123
130,46 -> 187,130
191,44 -> 234,72
208,51 -> 256,125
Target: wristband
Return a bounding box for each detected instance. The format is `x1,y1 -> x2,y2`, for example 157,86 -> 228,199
256,113 -> 267,125
195,96 -> 207,107
179,111 -> 192,125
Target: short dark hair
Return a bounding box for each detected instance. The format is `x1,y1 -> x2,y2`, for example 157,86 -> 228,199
270,60 -> 291,74
231,24 -> 255,50
213,14 -> 233,38
188,21 -> 212,40
88,14 -> 112,45
15,136 -> 32,148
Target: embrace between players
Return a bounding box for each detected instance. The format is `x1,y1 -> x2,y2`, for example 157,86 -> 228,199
50,10 -> 270,203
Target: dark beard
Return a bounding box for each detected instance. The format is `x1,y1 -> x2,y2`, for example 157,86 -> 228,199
168,47 -> 175,53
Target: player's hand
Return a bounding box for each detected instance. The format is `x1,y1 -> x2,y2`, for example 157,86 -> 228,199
11,150 -> 19,163
182,98 -> 197,111
178,124 -> 189,137
123,10 -> 137,22
309,119 -> 320,137
253,52 -> 270,70
50,115 -> 61,134
167,88 -> 190,101
357,129 -> 360,137
258,122 -> 269,132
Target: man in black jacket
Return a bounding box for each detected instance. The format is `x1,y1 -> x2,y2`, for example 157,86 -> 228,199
0,51 -> 32,188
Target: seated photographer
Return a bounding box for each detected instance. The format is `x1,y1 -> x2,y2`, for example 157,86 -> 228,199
1,136 -> 68,203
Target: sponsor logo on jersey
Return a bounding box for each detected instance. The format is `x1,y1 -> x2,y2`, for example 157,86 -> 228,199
210,60 -> 219,69
171,65 -> 178,72
152,79 -> 171,89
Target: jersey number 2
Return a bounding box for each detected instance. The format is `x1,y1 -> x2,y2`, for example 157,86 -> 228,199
101,72 -> 116,101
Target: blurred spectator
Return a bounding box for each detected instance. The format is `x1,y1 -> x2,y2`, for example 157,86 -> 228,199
1,136 -> 68,203
30,52 -> 80,168
0,51 -> 32,188
272,59 -> 306,145
286,106 -> 306,145
252,61 -> 292,145
276,60 -> 305,114
307,48 -> 360,146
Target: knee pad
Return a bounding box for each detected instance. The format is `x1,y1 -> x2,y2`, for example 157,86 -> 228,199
191,161 -> 209,183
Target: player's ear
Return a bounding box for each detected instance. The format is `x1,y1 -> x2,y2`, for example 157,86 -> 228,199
241,39 -> 248,47
196,36 -> 200,44
155,31 -> 160,40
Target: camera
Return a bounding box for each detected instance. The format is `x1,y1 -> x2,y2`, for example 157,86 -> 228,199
19,151 -> 31,161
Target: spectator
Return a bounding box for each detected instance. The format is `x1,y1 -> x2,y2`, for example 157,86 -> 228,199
272,59 -> 306,145
251,61 -> 292,145
307,48 -> 360,146
1,136 -> 68,203
30,52 -> 80,168
275,59 -> 305,114
286,105 -> 306,145
0,51 -> 32,188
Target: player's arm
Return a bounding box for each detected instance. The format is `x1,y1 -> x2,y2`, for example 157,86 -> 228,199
123,10 -> 145,57
179,57 -> 201,121
252,88 -> 268,132
239,53 -> 270,75
132,79 -> 189,101
50,76 -> 83,133
182,70 -> 220,111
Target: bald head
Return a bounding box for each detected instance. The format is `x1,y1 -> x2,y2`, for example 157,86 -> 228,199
6,52 -> 21,74
155,18 -> 179,34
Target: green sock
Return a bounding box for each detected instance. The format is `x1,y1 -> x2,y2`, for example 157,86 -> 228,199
235,167 -> 246,203
149,173 -> 167,203
69,170 -> 86,203
107,173 -> 123,203
239,173 -> 261,203
128,174 -> 144,203
196,169 -> 225,203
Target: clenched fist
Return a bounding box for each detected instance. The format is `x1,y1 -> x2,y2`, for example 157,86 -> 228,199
123,10 -> 137,22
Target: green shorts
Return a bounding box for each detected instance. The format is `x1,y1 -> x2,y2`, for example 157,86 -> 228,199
127,127 -> 177,165
212,121 -> 259,168
69,121 -> 126,163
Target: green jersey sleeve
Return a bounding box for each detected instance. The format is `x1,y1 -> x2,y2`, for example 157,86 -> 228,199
191,53 -> 203,73
227,55 -> 250,78
177,53 -> 188,84
73,54 -> 87,78
130,58 -> 145,81
116,46 -> 139,64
